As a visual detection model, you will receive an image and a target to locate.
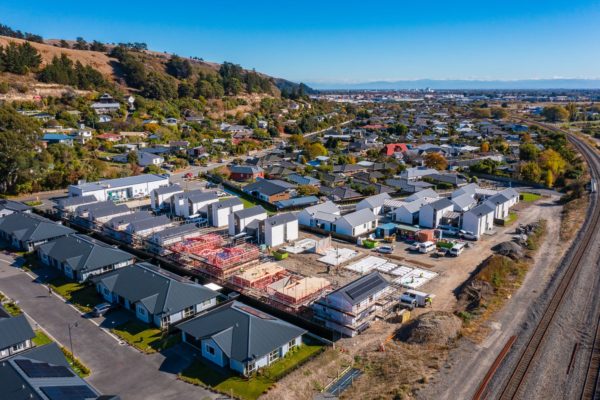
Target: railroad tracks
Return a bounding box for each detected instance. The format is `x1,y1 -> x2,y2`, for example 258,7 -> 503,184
490,127 -> 600,400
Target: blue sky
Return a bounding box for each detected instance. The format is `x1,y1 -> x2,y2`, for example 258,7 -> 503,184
1,1 -> 599,84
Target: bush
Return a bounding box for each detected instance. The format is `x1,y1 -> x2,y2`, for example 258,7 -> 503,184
0,81 -> 9,94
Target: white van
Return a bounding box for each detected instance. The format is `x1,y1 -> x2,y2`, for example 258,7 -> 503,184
418,241 -> 436,253
400,290 -> 435,307
449,242 -> 466,257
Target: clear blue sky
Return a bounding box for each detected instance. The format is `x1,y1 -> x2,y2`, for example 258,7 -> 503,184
1,1 -> 599,84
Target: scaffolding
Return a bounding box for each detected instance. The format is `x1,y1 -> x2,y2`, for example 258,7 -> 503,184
267,276 -> 331,307
169,233 -> 224,254
230,262 -> 287,289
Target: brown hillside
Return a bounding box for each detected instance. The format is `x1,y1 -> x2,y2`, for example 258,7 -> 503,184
0,36 -> 117,79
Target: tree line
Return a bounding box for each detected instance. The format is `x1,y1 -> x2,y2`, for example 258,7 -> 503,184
0,23 -> 43,43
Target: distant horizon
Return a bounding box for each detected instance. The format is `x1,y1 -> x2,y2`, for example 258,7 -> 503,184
1,1 -> 599,84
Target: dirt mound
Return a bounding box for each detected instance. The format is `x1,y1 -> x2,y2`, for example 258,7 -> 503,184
458,279 -> 495,311
405,311 -> 462,345
492,241 -> 525,260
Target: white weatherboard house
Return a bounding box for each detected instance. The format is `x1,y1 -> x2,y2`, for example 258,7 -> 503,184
332,208 -> 378,237
207,198 -> 244,227
462,203 -> 495,238
258,212 -> 299,247
0,311 -> 35,359
418,198 -> 454,228
178,301 -> 306,376
392,197 -> 436,225
356,193 -> 391,216
484,188 -> 520,220
150,184 -> 183,211
93,263 -> 218,328
68,174 -> 170,202
229,206 -> 268,236
313,272 -> 391,337
172,191 -> 219,219
451,193 -> 477,212
297,201 -> 341,229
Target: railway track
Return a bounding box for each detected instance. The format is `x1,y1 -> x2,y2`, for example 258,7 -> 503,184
493,126 -> 600,400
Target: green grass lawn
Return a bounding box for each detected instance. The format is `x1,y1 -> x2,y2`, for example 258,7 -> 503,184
49,278 -> 100,313
505,211 -> 518,225
111,320 -> 180,354
521,192 -> 542,202
32,330 -> 53,346
3,301 -> 22,316
179,343 -> 324,400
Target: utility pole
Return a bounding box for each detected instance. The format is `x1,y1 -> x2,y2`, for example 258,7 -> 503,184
68,322 -> 78,358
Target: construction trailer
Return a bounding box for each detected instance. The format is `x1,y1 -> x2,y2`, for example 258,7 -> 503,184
267,276 -> 331,308
230,262 -> 287,289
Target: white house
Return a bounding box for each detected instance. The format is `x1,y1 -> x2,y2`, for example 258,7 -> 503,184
172,191 -> 219,219
356,193 -> 391,216
137,151 -> 164,167
419,198 -> 454,228
126,215 -> 173,240
462,203 -> 495,238
228,206 -> 268,236
0,312 -> 35,359
150,184 -> 183,211
404,188 -> 439,202
298,201 -> 340,228
178,301 -> 306,376
451,193 -> 477,212
258,213 -> 298,247
392,197 -> 436,225
68,174 -> 170,202
484,188 -> 520,220
207,198 -> 244,227
332,208 -> 378,237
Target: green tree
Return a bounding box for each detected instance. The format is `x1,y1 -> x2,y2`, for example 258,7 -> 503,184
491,107 -> 508,119
472,108 -> 492,119
539,149 -> 566,176
542,106 -> 569,122
166,55 -> 193,79
305,142 -> 328,159
73,37 -> 89,50
0,42 -> 42,74
519,162 -> 542,182
519,143 -> 539,161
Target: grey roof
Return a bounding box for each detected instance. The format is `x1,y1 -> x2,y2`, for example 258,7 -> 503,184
129,215 -> 171,232
148,224 -> 199,241
312,211 -> 339,223
215,197 -> 243,208
320,186 -> 361,201
468,202 -> 495,216
230,165 -> 263,174
233,206 -> 267,220
37,234 -> 134,273
0,213 -> 75,244
327,272 -> 389,306
93,263 -> 217,317
178,301 -> 306,363
243,180 -> 289,196
0,200 -> 31,213
451,183 -> 480,198
428,198 -> 454,210
184,191 -> 219,204
337,208 -> 377,227
303,201 -> 340,216
0,313 -> 35,350
77,201 -> 127,218
107,211 -> 152,227
71,174 -> 169,192
452,193 -> 476,210
56,195 -> 98,209
152,184 -> 182,195
265,212 -> 297,226
405,188 -> 439,202
358,193 -> 391,209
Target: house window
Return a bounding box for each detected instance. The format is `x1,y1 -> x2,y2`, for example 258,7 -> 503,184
268,349 -> 279,363
183,306 -> 194,318
246,361 -> 256,374
206,345 -> 215,355
12,342 -> 26,352
288,339 -> 297,350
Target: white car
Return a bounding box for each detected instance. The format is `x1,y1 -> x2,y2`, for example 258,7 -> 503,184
377,245 -> 394,254
459,230 -> 478,241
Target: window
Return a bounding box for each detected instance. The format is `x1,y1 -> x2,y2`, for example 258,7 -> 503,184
12,342 -> 26,352
183,306 -> 194,318
268,348 -> 279,363
246,362 -> 256,374
288,339 -> 297,350
206,345 -> 215,355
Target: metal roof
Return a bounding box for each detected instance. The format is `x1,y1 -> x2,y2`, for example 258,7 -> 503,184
265,212 -> 297,226
71,174 -> 169,192
336,208 -> 377,228
215,197 -> 243,208
327,272 -> 389,306
243,180 -> 290,196
233,206 -> 267,220
0,213 -> 75,244
0,200 -> 31,213
0,313 -> 35,350
152,184 -> 182,195
56,195 -> 98,209
178,301 -> 306,362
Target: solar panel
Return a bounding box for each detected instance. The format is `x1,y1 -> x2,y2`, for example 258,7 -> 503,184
15,359 -> 74,378
40,385 -> 97,400
345,275 -> 384,301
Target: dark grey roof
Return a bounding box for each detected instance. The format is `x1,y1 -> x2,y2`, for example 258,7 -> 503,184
215,198 -> 243,208
93,263 -> 217,317
56,195 -> 98,209
148,224 -> 198,241
265,212 -> 297,226
0,313 -> 35,350
243,180 -> 289,196
230,165 -> 263,174
320,186 -> 361,201
468,202 -> 495,216
326,272 -> 389,306
336,208 -> 377,227
0,200 -> 31,213
184,191 -> 219,204
0,213 -> 74,243
428,198 -> 454,210
233,206 -> 267,220
107,211 -> 152,227
37,234 -> 134,273
152,184 -> 182,195
178,301 -> 306,362
129,215 -> 171,232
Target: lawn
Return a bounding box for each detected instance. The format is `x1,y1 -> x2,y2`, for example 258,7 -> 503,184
32,330 -> 53,346
49,278 -> 100,313
179,343 -> 324,400
111,320 -> 180,354
505,211 -> 518,225
3,301 -> 22,316
521,192 -> 542,202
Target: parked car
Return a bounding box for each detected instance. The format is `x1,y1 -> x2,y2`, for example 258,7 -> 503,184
377,245 -> 394,254
418,241 -> 436,253
459,230 -> 478,241
92,302 -> 112,317
449,242 -> 466,256
184,172 -> 194,179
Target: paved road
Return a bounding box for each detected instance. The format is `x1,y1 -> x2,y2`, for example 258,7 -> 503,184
0,253 -> 215,400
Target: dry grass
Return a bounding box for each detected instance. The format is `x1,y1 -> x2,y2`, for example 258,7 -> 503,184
560,195 -> 588,241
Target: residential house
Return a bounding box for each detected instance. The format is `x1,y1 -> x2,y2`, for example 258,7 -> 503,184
77,201 -> 131,226
400,167 -> 438,181
0,213 -> 75,252
298,201 -> 341,229
320,186 -> 361,202
286,173 -> 320,187
254,213 -> 298,247
333,209 -> 378,237
243,180 -> 294,203
392,197 -> 435,225
404,188 -> 440,202
127,215 -> 173,241
451,193 -> 477,212
462,203 -> 495,238
146,224 -> 202,255
356,193 -> 391,216
228,206 -> 268,236
55,195 -> 98,217
0,200 -> 31,217
207,197 -> 244,228
313,272 -> 392,337
150,184 -> 183,211
90,93 -> 120,114
68,174 -> 170,202
385,178 -> 434,193
484,188 -> 520,220
41,134 -> 73,146
137,151 -> 164,167
274,196 -> 319,210
94,263 -> 218,328
172,191 -> 219,219
382,143 -> 409,157
37,234 -> 135,282
419,198 -> 454,228
229,165 -> 264,181
178,301 -> 306,376
0,306 -> 35,359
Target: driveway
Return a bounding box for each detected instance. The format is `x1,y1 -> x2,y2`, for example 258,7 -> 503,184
0,253 -> 216,400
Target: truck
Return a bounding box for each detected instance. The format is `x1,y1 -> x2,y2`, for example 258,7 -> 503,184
449,242 -> 466,257
400,289 -> 435,308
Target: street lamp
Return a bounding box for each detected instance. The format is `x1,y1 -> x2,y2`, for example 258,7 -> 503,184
67,322 -> 78,358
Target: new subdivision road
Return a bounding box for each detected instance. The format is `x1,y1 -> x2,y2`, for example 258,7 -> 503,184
480,124 -> 600,400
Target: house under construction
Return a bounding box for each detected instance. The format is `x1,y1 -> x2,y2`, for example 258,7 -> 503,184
267,276 -> 331,309
230,262 -> 287,290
